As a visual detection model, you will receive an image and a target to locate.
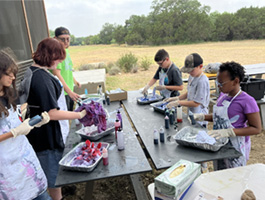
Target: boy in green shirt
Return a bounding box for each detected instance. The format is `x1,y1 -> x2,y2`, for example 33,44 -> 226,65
53,27 -> 81,111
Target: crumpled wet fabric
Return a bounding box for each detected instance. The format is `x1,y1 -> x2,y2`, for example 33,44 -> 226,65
75,101 -> 107,132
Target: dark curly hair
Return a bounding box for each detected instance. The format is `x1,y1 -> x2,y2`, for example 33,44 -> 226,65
219,61 -> 245,82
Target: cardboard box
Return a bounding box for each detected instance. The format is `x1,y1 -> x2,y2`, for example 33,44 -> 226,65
105,89 -> 127,102
155,160 -> 201,200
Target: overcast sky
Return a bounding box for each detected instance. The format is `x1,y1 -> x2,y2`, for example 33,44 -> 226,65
45,0 -> 265,37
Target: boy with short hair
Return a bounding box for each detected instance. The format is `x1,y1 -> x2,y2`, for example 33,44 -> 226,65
52,27 -> 81,111
142,49 -> 183,98
166,53 -> 210,127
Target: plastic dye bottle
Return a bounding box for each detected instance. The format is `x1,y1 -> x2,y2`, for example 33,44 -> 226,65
177,105 -> 183,123
188,110 -> 196,125
114,119 -> 120,139
117,128 -> 124,150
116,110 -> 123,129
106,96 -> 110,105
153,129 -> 159,144
159,126 -> 165,143
172,107 -> 176,122
169,110 -> 174,125
165,108 -> 169,117
165,115 -> 169,129
102,148 -> 109,166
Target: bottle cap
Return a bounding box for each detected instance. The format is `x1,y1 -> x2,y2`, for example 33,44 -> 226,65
102,147 -> 107,154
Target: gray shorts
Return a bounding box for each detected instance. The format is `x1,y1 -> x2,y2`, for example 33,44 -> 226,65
36,149 -> 63,188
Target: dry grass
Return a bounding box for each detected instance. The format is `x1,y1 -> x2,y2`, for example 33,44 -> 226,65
69,40 -> 265,91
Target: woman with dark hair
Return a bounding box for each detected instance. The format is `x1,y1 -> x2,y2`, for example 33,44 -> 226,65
26,38 -> 86,200
194,61 -> 261,169
0,49 -> 51,200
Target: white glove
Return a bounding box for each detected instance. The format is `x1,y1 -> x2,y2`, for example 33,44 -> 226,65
141,85 -> 150,96
163,96 -> 179,103
10,118 -> 33,138
34,112 -> 50,128
193,113 -> 205,121
156,85 -> 166,91
208,128 -> 236,139
79,109 -> 87,119
166,100 -> 179,109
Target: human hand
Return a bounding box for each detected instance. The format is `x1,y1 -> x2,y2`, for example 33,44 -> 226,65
156,85 -> 166,91
163,96 -> 179,103
10,118 -> 33,138
34,112 -> 50,128
208,128 -> 236,139
193,113 -> 205,121
79,109 -> 87,119
166,100 -> 179,109
141,85 -> 150,96
69,91 -> 81,102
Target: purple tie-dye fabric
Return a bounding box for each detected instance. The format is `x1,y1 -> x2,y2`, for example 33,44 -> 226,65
75,101 -> 107,133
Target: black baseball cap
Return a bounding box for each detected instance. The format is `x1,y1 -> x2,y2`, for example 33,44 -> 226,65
180,53 -> 203,73
55,27 -> 70,37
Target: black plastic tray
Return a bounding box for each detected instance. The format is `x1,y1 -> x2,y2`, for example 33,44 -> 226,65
150,101 -> 168,114
137,94 -> 163,105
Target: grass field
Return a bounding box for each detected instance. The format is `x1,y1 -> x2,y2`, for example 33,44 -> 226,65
69,39 -> 265,91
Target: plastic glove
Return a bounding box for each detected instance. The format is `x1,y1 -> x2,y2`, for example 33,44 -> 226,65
34,112 -> 50,128
79,109 -> 87,119
166,100 -> 179,109
141,85 -> 150,96
208,128 -> 236,139
193,113 -> 205,121
163,96 -> 179,103
156,85 -> 166,91
10,118 -> 33,138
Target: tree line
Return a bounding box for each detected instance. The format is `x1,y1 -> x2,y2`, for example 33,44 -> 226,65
50,0 -> 265,46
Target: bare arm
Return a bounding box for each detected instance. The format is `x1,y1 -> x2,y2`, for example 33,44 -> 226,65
164,85 -> 184,91
48,108 -> 82,121
147,78 -> 157,87
52,69 -> 80,101
0,132 -> 13,142
73,77 -> 81,88
179,100 -> 200,107
233,112 -> 261,136
204,114 -> 213,121
178,92 -> 187,100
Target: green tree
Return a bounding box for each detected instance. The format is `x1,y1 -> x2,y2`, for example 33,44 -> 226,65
113,25 -> 127,45
99,23 -> 116,44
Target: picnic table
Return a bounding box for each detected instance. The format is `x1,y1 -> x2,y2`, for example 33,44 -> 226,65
122,91 -> 241,170
55,101 -> 152,199
55,91 -> 242,200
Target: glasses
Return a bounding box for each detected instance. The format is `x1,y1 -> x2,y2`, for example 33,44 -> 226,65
216,80 -> 230,87
157,59 -> 166,66
57,37 -> 70,43
4,72 -> 15,78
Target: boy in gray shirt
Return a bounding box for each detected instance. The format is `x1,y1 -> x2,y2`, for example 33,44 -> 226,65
166,53 -> 210,127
